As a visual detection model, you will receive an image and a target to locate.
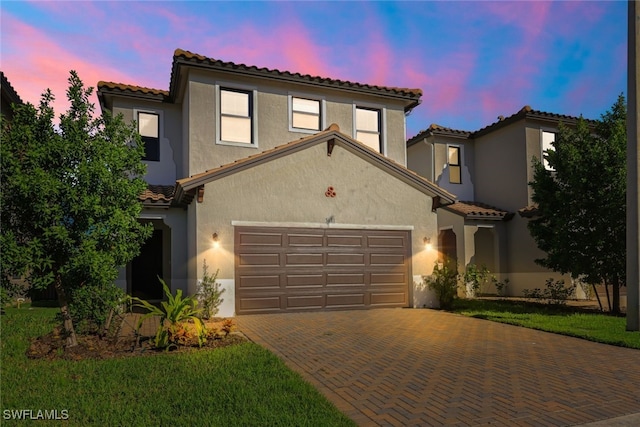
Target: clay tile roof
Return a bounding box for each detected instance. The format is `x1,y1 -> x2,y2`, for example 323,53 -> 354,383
472,105 -> 596,137
1,71 -> 23,105
98,81 -> 169,98
139,184 -> 175,205
518,205 -> 540,218
444,201 -> 514,221
407,123 -> 472,145
171,49 -> 422,109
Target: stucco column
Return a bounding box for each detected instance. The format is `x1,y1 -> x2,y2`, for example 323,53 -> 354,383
627,0 -> 640,331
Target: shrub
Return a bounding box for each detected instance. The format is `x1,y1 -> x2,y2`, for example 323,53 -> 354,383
132,277 -> 206,350
463,264 -> 492,297
66,283 -> 127,334
197,260 -> 225,319
523,279 -> 574,306
494,278 -> 509,297
425,262 -> 459,310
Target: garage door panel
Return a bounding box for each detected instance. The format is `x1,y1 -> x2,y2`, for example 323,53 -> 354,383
286,274 -> 324,288
326,253 -> 365,265
326,234 -> 364,247
237,232 -> 283,247
326,273 -> 365,286
239,296 -> 281,311
326,293 -> 366,307
286,295 -> 324,309
288,233 -> 324,247
238,253 -> 281,266
370,292 -> 407,305
237,274 -> 281,290
286,253 -> 324,266
235,226 -> 411,314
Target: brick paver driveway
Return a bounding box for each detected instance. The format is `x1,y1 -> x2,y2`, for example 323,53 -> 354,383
237,309 -> 640,427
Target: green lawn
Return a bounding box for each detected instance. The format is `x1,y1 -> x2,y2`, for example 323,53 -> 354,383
451,298 -> 640,349
1,306 -> 355,427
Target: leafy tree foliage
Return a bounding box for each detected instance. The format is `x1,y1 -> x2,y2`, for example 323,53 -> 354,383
1,71 -> 152,346
528,95 -> 627,313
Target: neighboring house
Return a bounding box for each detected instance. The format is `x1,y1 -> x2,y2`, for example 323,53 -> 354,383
1,71 -> 23,121
98,49 -> 456,316
407,106 -> 595,297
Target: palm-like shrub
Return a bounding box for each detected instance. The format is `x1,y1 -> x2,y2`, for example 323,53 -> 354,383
132,278 -> 206,350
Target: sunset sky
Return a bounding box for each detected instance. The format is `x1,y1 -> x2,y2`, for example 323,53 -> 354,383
1,1 -> 627,138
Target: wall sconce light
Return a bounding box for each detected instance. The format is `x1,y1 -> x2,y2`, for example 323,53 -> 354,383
423,237 -> 432,251
212,232 -> 220,249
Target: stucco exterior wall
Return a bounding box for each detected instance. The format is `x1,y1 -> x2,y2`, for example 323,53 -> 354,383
112,99 -> 182,185
432,137 -> 475,201
407,138 -> 433,182
474,124 -> 528,211
188,142 -> 440,316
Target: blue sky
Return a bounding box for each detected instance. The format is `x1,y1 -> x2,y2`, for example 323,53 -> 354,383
0,1 -> 627,138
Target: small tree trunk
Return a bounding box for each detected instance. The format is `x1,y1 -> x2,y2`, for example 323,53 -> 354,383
53,274 -> 78,348
604,282 -> 612,312
592,283 -> 603,312
612,275 -> 621,315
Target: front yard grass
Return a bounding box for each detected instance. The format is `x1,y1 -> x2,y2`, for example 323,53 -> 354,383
451,298 -> 640,349
1,306 -> 355,426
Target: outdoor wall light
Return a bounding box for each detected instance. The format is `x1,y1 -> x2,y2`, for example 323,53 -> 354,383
212,232 -> 220,249
423,237 -> 432,251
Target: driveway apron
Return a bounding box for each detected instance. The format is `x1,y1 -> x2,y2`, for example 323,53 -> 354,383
237,309 -> 640,427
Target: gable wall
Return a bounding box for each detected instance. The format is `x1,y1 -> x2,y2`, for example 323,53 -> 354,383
187,142 -> 441,315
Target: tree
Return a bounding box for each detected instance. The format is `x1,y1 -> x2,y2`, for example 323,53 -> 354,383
528,95 -> 627,313
1,71 -> 152,346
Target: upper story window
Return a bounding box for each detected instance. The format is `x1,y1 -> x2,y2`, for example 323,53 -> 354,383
448,146 -> 461,184
220,87 -> 253,144
291,96 -> 321,131
138,112 -> 159,162
541,130 -> 556,170
355,106 -> 382,152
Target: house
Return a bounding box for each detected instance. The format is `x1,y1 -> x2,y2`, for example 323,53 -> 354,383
98,49 -> 456,316
1,71 -> 23,122
407,106 -> 595,297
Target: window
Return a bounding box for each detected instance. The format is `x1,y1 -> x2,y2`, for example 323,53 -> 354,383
291,97 -> 321,131
448,146 -> 461,184
220,88 -> 253,144
138,112 -> 159,161
355,107 -> 381,152
542,131 -> 556,170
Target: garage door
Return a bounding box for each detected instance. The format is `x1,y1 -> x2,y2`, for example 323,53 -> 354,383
235,226 -> 412,314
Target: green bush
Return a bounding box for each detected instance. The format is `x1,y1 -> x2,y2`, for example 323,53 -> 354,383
197,260 -> 225,319
523,278 -> 574,306
132,277 -> 205,350
66,283 -> 127,334
425,262 -> 459,310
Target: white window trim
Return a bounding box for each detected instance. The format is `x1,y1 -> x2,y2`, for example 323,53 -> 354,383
353,103 -> 386,154
288,93 -> 326,134
133,108 -> 163,161
215,82 -> 259,148
446,144 -> 462,184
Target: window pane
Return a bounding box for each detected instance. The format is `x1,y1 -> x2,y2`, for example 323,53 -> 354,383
356,108 -> 379,132
356,131 -> 380,152
448,146 -> 460,165
221,116 -> 251,143
221,90 -> 249,116
292,97 -> 319,114
293,112 -> 320,130
139,112 -> 158,138
449,165 -> 461,184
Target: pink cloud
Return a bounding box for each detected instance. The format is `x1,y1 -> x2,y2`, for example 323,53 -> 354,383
2,13 -> 137,120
